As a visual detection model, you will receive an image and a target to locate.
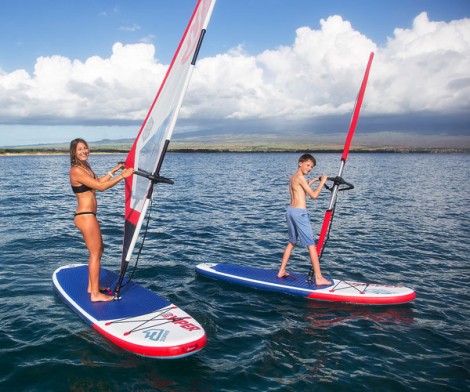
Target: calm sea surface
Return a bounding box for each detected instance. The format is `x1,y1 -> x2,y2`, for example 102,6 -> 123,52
0,152 -> 469,391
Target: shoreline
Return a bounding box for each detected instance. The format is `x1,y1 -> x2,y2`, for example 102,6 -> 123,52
1,146 -> 469,155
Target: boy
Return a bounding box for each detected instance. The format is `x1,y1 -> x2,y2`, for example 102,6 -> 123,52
277,153 -> 332,286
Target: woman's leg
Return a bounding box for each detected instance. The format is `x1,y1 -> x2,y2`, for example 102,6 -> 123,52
75,216 -> 113,302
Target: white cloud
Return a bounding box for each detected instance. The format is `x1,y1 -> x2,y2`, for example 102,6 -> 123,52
187,15 -> 377,121
0,12 -> 469,146
139,34 -> 157,44
0,42 -> 166,124
188,13 -> 470,122
120,23 -> 141,32
368,12 -> 470,114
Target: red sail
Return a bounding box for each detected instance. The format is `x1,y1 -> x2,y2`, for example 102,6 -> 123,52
317,52 -> 374,258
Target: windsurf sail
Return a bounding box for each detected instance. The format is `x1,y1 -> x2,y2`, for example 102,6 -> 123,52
114,0 -> 217,297
316,52 -> 374,260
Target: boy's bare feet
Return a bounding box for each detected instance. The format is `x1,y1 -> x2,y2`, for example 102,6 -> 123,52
315,276 -> 332,286
277,270 -> 290,278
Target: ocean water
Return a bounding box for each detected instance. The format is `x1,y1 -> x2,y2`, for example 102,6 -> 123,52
0,152 -> 468,391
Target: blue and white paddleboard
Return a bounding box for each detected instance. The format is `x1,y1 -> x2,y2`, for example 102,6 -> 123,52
53,264 -> 206,358
196,263 -> 416,305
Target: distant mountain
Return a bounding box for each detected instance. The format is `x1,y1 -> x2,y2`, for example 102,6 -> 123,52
2,136 -> 468,154
1,139 -> 134,151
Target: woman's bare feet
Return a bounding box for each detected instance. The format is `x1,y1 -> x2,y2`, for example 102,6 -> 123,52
90,292 -> 114,302
88,285 -> 110,294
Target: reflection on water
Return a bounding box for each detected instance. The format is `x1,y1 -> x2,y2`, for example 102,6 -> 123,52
303,301 -> 415,330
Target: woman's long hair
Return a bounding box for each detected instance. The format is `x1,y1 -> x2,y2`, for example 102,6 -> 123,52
70,138 -> 95,177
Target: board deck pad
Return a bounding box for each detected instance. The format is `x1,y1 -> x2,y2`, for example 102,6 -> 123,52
196,263 -> 416,305
53,264 -> 206,358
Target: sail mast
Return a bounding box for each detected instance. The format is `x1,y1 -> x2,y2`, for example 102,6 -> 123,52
114,0 -> 217,297
316,52 -> 374,260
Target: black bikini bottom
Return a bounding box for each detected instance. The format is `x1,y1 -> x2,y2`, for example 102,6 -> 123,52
74,211 -> 96,217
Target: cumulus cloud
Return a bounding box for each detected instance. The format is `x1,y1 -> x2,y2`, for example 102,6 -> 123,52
369,12 -> 470,115
187,15 -> 377,122
0,12 -> 469,146
0,42 -> 165,124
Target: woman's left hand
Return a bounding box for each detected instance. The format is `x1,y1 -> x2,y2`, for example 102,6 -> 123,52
111,162 -> 125,173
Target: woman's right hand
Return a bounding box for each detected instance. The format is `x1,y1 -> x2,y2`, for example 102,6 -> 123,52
121,168 -> 135,178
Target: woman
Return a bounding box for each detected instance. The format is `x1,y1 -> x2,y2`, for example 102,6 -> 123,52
69,138 -> 134,302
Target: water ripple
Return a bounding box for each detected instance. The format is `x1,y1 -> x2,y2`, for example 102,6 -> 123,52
0,153 -> 469,391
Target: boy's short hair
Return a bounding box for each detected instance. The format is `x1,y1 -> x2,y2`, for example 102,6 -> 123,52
298,153 -> 316,166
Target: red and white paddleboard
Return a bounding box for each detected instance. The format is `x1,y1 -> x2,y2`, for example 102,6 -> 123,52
53,264 -> 206,358
196,263 -> 416,305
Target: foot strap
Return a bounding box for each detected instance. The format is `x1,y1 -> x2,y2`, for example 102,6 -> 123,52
306,268 -> 314,283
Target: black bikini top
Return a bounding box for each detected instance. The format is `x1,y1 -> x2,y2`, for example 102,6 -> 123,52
71,184 -> 93,193
71,164 -> 96,193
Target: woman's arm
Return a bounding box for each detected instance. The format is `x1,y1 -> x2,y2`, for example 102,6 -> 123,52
98,163 -> 125,182
71,166 -> 134,192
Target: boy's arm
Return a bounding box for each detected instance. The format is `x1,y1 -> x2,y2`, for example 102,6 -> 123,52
301,175 -> 327,200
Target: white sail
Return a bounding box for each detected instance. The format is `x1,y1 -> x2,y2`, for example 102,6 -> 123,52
115,0 -> 217,294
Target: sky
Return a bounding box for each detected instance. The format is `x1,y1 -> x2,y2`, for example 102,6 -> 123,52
0,0 -> 469,148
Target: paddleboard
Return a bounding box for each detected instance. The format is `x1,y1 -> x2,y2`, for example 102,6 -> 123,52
196,263 -> 416,305
53,264 -> 206,358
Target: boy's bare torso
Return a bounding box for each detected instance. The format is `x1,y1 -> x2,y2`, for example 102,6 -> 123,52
289,170 -> 309,208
